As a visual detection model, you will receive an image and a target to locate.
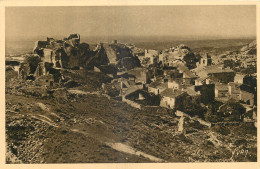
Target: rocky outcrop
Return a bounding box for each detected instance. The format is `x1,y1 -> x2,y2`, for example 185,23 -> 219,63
241,40 -> 257,55
102,43 -> 141,70
119,56 -> 141,70
64,33 -> 80,47
160,44 -> 198,69
21,34 -> 140,84
33,34 -> 89,69
84,43 -> 140,71
85,44 -> 110,69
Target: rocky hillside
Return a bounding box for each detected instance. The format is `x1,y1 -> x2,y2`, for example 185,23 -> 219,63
240,40 -> 256,55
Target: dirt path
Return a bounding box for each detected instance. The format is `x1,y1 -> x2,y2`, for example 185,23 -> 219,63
68,89 -> 99,95
71,129 -> 165,162
106,142 -> 164,162
31,103 -> 165,162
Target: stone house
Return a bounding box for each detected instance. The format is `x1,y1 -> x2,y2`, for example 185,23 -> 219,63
197,53 -> 212,67
207,66 -> 235,84
234,73 -> 245,84
194,84 -> 215,104
144,49 -> 159,64
160,89 -> 187,109
194,65 -> 235,84
177,64 -> 197,85
228,82 -> 241,101
240,84 -> 255,106
183,87 -> 201,104
215,84 -> 229,98
168,80 -> 180,89
194,77 -> 211,86
127,67 -> 153,84
148,81 -> 167,95
34,74 -> 55,87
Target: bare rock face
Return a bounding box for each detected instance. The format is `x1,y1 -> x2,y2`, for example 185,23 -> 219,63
119,56 -> 141,70
77,43 -> 91,67
30,34 -> 139,78
85,44 -> 110,69
54,48 -> 69,68
64,33 -> 80,47
64,46 -> 80,69
34,62 -> 53,77
101,43 -> 141,70
164,44 -> 197,69
32,34 -> 87,69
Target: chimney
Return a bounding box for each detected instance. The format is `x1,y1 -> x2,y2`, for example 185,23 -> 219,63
206,79 -> 210,84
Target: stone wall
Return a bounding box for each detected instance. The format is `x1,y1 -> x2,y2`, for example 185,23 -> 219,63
122,96 -> 141,109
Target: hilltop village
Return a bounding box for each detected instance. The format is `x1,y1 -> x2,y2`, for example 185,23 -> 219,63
5,34 -> 257,163
6,34 -> 256,125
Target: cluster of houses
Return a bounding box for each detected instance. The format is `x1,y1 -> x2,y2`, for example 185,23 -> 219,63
102,42 -> 257,122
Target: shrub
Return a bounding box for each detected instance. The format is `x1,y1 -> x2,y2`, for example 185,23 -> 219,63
25,54 -> 41,74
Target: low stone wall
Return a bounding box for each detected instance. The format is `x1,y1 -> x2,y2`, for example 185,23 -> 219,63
122,96 -> 141,109
178,110 -> 212,128
195,118 -> 211,128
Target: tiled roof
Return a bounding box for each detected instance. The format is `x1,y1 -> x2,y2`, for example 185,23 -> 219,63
160,88 -> 184,98
183,88 -> 200,96
149,81 -> 167,89
204,65 -> 233,74
177,63 -> 197,78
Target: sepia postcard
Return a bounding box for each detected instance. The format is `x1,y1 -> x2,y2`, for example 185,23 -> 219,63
0,0 -> 259,169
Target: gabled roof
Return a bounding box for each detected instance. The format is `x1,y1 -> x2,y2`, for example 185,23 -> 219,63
149,81 -> 167,89
177,63 -> 197,78
160,88 -> 184,98
204,65 -> 233,74
240,84 -> 255,94
183,88 -> 200,96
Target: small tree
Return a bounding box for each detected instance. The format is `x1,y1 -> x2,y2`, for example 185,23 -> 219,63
219,100 -> 246,121
25,54 -> 41,74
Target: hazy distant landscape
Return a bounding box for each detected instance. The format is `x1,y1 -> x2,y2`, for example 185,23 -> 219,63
5,36 -> 254,56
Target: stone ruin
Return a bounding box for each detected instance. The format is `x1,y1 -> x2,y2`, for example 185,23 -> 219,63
17,33 -> 141,86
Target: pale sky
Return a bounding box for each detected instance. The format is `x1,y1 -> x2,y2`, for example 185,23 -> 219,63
5,6 -> 256,40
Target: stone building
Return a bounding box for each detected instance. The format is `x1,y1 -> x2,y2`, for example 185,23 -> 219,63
197,53 -> 212,67
160,89 -> 185,109
234,73 -> 245,84
144,49 -> 159,65
127,67 -> 153,84
34,74 -> 55,87
148,81 -> 167,95
215,84 -> 229,98
240,84 -> 255,106
228,82 -> 241,101
194,84 -> 215,104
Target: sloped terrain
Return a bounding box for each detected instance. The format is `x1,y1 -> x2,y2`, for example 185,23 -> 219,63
6,75 -> 257,163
